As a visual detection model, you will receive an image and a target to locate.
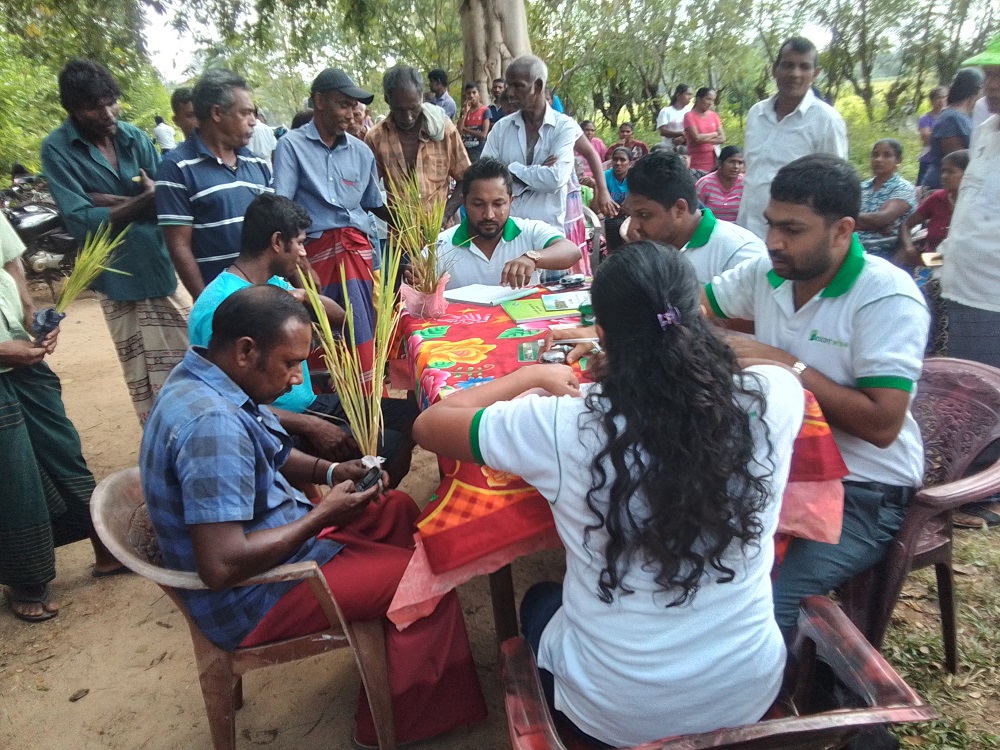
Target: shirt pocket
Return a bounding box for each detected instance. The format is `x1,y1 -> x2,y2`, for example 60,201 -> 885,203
331,158 -> 365,206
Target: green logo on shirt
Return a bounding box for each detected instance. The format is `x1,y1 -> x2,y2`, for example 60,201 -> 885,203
809,329 -> 849,348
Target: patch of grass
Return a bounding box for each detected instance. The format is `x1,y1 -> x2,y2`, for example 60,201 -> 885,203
883,529 -> 1000,749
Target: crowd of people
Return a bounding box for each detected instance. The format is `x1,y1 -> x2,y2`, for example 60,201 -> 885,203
1,28 -> 999,750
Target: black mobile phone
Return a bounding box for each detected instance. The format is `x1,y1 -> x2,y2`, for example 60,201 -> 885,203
354,466 -> 382,493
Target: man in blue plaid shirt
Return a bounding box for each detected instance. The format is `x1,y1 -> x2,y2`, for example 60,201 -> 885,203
140,284 -> 486,746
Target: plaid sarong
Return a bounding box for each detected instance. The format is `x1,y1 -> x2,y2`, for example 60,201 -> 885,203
0,362 -> 95,587
101,292 -> 189,425
306,227 -> 377,385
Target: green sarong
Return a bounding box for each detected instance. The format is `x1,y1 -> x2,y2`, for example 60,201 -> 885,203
0,361 -> 95,587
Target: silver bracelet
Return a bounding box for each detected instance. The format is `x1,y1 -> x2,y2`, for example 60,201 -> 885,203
325,462 -> 340,486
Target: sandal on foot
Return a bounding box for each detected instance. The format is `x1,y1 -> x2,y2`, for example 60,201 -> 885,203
3,584 -> 59,623
92,564 -> 131,579
953,501 -> 1000,529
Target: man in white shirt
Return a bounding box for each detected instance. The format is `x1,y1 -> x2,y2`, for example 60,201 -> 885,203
152,116 -> 176,153
436,158 -> 581,289
481,55 -> 582,233
249,109 -> 278,162
655,84 -> 692,149
737,37 -> 848,240
937,38 -> 1000,526
704,154 -> 928,633
624,151 -> 766,283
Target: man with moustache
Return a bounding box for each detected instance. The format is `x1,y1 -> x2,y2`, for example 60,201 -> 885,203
364,65 -> 471,214
273,69 -> 390,384
156,70 -> 274,298
703,154 -> 929,634
41,59 -> 189,424
737,37 -> 847,239
434,158 -> 580,289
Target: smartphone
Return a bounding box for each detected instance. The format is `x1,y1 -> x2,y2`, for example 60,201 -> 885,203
354,466 -> 382,493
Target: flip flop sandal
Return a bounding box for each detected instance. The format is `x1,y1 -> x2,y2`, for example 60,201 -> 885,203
92,565 -> 132,579
953,502 -> 1000,529
3,584 -> 59,623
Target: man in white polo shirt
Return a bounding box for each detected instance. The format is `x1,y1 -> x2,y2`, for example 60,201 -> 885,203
704,154 -> 929,633
737,37 -> 847,240
436,158 -> 581,289
624,151 -> 766,283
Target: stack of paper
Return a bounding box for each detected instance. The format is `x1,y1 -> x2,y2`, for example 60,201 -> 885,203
442,284 -> 535,306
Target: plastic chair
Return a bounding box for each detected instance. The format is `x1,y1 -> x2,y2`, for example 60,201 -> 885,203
499,595 -> 935,750
90,467 -> 396,750
839,357 -> 1000,673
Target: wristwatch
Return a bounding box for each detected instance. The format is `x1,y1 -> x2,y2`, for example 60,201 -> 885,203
791,360 -> 808,376
523,250 -> 542,262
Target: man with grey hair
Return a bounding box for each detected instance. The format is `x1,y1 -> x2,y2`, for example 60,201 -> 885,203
365,65 -> 470,214
156,69 -> 274,298
482,55 -> 602,233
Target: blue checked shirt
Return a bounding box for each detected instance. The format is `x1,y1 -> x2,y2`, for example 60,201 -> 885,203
140,348 -> 342,650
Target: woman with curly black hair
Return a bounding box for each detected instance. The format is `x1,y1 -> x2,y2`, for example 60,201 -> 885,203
413,243 -> 804,746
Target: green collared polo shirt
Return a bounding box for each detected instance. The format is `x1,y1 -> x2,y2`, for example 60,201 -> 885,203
680,208 -> 767,284
706,236 -> 930,486
41,118 -> 176,301
436,216 -> 564,289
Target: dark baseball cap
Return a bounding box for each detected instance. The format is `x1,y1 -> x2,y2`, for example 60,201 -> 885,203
310,68 -> 374,105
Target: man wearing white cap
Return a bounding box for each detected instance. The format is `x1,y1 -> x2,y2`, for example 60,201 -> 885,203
273,69 -> 390,384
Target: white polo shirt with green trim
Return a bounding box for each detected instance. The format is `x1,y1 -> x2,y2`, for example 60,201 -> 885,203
436,216 -> 565,289
706,236 -> 929,486
681,208 -> 767,284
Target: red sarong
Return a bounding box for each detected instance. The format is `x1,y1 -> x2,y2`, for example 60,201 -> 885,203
241,492 -> 487,744
306,227 -> 376,385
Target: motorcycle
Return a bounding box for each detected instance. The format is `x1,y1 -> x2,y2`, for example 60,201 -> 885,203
2,166 -> 78,299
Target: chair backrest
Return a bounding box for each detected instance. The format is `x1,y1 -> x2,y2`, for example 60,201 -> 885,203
91,467 -> 209,590
914,358 -> 1000,487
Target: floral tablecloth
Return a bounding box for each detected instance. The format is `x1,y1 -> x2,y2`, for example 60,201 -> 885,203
386,295 -> 849,629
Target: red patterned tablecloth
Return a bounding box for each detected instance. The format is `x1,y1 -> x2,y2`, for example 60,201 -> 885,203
386,294 -> 848,629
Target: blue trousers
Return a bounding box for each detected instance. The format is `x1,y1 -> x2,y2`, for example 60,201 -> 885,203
772,481 -> 913,633
519,582 -> 613,749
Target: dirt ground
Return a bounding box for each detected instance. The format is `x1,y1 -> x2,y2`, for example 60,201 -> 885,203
0,292 -> 564,750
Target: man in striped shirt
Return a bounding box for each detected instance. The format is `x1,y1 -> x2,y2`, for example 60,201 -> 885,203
156,70 -> 274,299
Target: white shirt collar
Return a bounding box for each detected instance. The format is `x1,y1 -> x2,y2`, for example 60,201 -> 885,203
765,88 -> 818,121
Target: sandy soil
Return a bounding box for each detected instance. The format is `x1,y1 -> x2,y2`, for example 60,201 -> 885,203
0,292 -> 564,750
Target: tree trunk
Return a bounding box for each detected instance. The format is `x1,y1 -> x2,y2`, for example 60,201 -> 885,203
460,0 -> 532,102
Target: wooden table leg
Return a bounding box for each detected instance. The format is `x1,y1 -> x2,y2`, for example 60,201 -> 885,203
488,564 -> 518,644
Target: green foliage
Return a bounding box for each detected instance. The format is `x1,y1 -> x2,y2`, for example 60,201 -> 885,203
0,32 -> 61,173
0,0 -> 170,177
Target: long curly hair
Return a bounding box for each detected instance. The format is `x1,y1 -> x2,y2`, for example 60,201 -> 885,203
583,243 -> 772,606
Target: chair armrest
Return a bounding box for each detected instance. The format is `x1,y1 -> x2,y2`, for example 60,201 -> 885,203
155,560 -> 323,591
238,560 -> 323,586
498,637 -> 567,750
916,455 -> 1000,511
793,596 -> 926,709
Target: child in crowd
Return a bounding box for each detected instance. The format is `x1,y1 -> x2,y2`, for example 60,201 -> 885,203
601,147 -> 631,252
895,148 -> 970,356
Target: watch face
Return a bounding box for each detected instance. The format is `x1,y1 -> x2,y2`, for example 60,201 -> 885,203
525,250 -> 541,260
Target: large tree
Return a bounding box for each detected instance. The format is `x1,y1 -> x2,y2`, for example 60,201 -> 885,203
459,0 -> 531,92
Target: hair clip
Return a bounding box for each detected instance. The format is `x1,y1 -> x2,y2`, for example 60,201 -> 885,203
657,306 -> 682,330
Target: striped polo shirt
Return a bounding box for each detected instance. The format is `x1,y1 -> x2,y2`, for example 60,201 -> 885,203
155,132 -> 274,285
